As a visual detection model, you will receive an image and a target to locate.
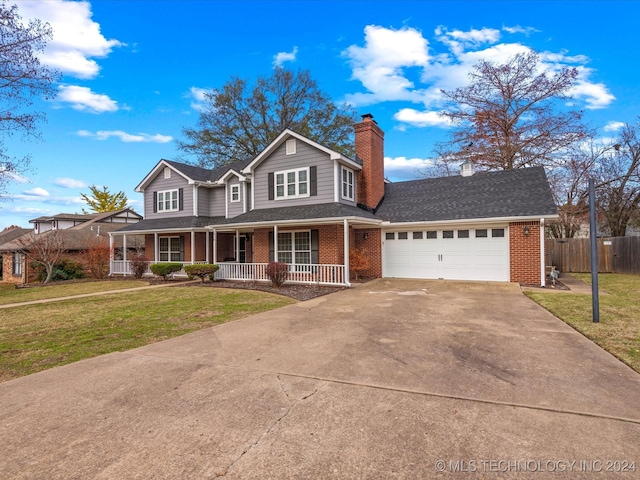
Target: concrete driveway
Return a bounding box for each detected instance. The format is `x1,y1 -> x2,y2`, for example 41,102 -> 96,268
1,279 -> 639,479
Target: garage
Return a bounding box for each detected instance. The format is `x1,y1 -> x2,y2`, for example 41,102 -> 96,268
382,226 -> 509,282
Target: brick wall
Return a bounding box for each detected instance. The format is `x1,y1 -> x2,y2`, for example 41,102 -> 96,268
1,252 -> 26,284
354,115 -> 385,210
353,228 -> 382,278
509,221 -> 541,285
145,235 -> 155,261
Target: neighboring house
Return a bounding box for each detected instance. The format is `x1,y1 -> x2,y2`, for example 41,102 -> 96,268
1,209 -> 143,284
0,227 -> 32,282
111,114 -> 558,286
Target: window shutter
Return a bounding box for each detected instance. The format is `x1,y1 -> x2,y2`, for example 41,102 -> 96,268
268,173 -> 274,200
310,166 -> 317,197
268,231 -> 274,262
311,230 -> 319,264
178,188 -> 184,211
153,192 -> 157,213
179,236 -> 185,261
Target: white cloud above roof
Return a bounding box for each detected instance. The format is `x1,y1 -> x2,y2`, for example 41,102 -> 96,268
77,130 -> 173,143
17,0 -> 124,79
23,187 -> 50,197
57,85 -> 119,113
603,121 -> 625,132
384,156 -> 435,181
273,46 -> 298,67
393,108 -> 452,127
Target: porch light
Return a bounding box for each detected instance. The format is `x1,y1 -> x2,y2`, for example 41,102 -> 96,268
523,225 -> 530,236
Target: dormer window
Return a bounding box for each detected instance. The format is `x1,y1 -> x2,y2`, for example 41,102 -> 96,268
286,138 -> 296,155
341,167 -> 354,201
230,184 -> 240,203
164,167 -> 171,179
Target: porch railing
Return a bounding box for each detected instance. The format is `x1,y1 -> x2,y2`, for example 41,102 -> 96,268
110,260 -> 347,286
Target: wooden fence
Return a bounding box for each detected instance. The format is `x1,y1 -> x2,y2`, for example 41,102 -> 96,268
545,236 -> 640,275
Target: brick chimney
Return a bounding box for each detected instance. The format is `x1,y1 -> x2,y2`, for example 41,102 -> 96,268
354,113 -> 385,210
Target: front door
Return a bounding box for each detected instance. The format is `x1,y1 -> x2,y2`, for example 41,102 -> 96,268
238,236 -> 247,263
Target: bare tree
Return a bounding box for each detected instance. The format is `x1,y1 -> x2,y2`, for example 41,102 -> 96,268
178,67 -> 358,168
433,51 -> 588,173
0,3 -> 60,196
594,122 -> 640,236
16,229 -> 66,283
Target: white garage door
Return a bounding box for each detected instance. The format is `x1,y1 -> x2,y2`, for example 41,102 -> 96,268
382,227 -> 509,282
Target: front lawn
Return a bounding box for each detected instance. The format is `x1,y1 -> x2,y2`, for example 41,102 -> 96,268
0,279 -> 150,305
526,273 -> 640,373
0,286 -> 294,382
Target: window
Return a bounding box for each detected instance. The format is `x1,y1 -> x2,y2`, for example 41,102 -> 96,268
230,184 -> 240,203
341,167 -> 354,201
426,231 -> 437,239
275,168 -> 309,199
413,231 -> 423,239
163,167 -> 171,179
277,231 -> 311,264
159,236 -> 182,261
286,138 -> 296,155
385,232 -> 395,240
458,230 -> 469,238
398,232 -> 408,240
475,229 -> 488,238
13,253 -> 22,276
492,228 -> 505,238
157,189 -> 179,212
443,230 -> 454,239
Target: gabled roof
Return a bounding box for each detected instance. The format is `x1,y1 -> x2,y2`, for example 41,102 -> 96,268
241,129 -> 361,173
135,158 -> 253,191
375,166 -> 558,223
0,227 -> 31,248
29,209 -> 142,225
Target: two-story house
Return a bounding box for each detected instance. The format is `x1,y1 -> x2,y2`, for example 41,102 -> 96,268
111,114 -> 558,287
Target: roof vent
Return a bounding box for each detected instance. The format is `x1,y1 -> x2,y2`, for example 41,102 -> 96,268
461,160 -> 474,177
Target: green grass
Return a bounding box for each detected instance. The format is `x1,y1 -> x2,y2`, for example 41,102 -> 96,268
0,280 -> 151,305
526,273 -> 640,373
0,286 -> 294,382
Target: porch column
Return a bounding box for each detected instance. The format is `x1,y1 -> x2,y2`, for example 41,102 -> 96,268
212,229 -> 217,264
540,218 -> 546,287
274,224 -> 278,262
235,230 -> 240,261
122,234 -> 127,263
109,234 -> 114,276
343,219 -> 351,287
206,231 -> 210,263
191,231 -> 195,263
154,233 -> 159,262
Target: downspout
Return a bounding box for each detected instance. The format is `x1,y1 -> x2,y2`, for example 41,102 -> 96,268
274,224 -> 278,262
540,218 -> 546,287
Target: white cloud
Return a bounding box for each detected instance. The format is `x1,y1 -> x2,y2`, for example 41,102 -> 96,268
502,25 -> 540,36
273,46 -> 298,67
8,193 -> 84,205
57,85 -> 119,113
55,177 -> 87,188
188,87 -> 213,111
384,156 -> 435,181
23,187 -> 50,197
0,166 -> 29,184
343,24 -> 616,123
17,0 -> 124,79
343,25 -> 430,105
77,130 -> 173,143
393,108 -> 452,127
604,121 -> 625,132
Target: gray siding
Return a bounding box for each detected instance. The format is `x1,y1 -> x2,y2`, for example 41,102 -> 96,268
210,187 -> 225,217
144,172 -> 192,219
253,140 -> 334,209
227,179 -> 244,218
337,164 -> 357,207
197,187 -> 211,216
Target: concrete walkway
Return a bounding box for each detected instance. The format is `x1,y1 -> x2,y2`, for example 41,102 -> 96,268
1,279 -> 639,479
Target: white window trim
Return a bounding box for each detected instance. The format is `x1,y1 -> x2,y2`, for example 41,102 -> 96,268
158,236 -> 181,262
13,252 -> 22,276
274,167 -> 310,200
277,230 -> 311,265
341,166 -> 355,201
230,184 -> 240,203
285,138 -> 296,155
157,189 -> 179,212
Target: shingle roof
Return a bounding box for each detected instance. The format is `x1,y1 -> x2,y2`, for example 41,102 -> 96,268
375,167 -> 558,223
219,203 -> 379,225
164,158 -> 253,183
0,228 -> 31,248
0,224 -> 131,252
116,216 -> 227,232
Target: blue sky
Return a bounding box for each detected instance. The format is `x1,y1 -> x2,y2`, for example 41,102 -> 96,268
1,0 -> 639,230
